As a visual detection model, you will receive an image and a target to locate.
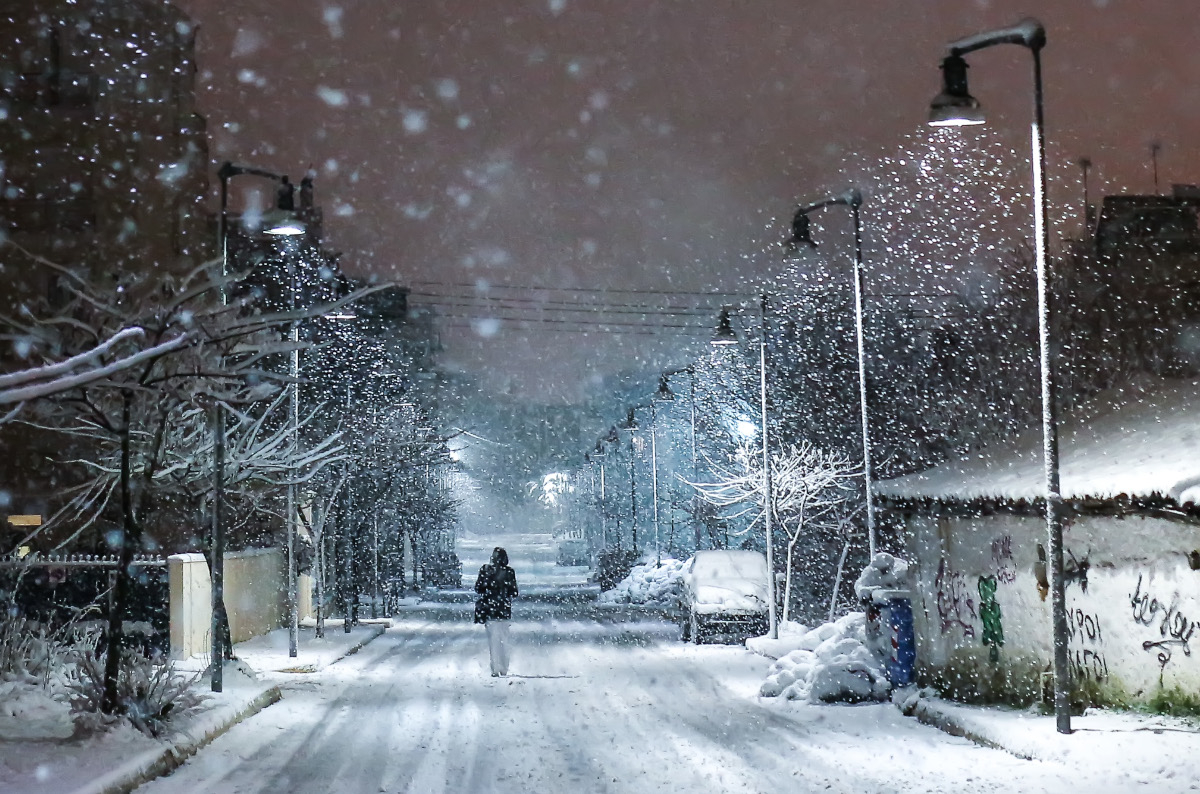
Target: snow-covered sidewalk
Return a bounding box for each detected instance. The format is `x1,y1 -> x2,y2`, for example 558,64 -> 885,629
177,620 -> 388,676
0,623 -> 386,794
911,697 -> 1200,790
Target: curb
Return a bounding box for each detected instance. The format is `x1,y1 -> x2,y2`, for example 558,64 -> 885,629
909,699 -> 1035,761
76,684 -> 282,794
275,625 -> 386,673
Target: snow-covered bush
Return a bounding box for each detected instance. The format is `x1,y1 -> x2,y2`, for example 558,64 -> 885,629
599,558 -> 686,606
65,639 -> 204,737
759,612 -> 890,703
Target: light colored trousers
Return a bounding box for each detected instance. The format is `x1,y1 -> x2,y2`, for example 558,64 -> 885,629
486,620 -> 511,676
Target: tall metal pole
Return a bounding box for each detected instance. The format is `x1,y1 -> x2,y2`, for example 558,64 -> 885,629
759,294 -> 778,640
210,403 -> 225,691
629,423 -> 637,552
650,403 -> 660,566
286,259 -> 299,658
344,382 -> 354,633
210,173 -> 230,693
849,203 -> 876,559
689,367 -> 699,553
599,462 -> 606,547
1030,44 -> 1071,736
372,514 -> 380,619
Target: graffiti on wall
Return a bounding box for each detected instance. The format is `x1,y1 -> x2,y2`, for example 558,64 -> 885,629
1064,549 -> 1091,594
1131,574 -> 1197,674
1067,608 -> 1109,681
990,535 -> 1016,584
935,558 -> 976,638
978,575 -> 1004,662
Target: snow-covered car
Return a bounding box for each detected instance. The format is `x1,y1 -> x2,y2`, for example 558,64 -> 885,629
679,550 -> 769,643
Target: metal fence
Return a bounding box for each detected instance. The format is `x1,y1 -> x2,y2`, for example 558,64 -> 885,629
0,553 -> 169,654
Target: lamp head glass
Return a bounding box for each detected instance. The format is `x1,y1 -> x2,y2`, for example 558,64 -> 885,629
928,54 -> 985,127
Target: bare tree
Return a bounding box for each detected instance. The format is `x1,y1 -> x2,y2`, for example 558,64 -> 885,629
685,441 -> 859,622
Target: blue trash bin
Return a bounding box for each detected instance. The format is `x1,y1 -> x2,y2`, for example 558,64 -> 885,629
884,596 -> 916,687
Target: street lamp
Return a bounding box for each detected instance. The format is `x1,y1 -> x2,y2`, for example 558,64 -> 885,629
211,161 -> 310,688
658,367 -> 701,552
711,296 -> 778,640
925,18 -> 1072,735
786,188 -> 877,559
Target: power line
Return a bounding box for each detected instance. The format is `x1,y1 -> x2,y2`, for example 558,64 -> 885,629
405,280 -> 756,300
428,311 -> 712,331
408,295 -> 717,318
436,321 -> 708,337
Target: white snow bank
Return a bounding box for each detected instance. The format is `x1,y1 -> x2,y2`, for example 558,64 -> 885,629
854,553 -> 909,602
0,678 -> 74,740
745,620 -> 810,659
877,375 -> 1200,504
759,612 -> 890,703
599,558 -> 685,606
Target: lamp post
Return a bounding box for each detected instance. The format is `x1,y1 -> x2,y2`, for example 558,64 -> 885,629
618,408 -> 640,553
925,18 -> 1071,735
786,188 -> 876,559
711,297 -> 778,640
213,162 -> 307,686
658,367 -> 700,552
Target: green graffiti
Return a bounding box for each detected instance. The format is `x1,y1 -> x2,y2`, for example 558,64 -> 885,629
978,575 -> 1004,663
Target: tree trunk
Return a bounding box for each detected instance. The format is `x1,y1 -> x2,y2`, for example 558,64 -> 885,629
828,538 -> 852,623
102,393 -> 136,714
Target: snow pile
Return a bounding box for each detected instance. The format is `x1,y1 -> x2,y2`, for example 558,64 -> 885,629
745,620 -> 810,659
599,558 -> 686,606
0,678 -> 75,740
759,612 -> 890,703
854,552 -> 909,602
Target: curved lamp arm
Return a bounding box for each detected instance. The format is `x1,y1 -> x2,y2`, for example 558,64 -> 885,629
949,17 -> 1044,56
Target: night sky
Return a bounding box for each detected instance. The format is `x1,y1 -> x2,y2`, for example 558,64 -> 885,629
177,0 -> 1200,402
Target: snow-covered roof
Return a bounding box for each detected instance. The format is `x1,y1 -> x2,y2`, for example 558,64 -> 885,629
876,376 -> 1200,508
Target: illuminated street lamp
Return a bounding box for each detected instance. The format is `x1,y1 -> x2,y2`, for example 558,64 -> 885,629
786,188 -> 877,559
711,297 -> 778,640
925,18 -> 1072,735
210,161 -> 309,690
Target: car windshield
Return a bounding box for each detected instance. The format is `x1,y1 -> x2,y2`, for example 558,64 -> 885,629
692,553 -> 766,581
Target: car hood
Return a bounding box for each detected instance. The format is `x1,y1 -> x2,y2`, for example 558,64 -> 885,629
692,579 -> 768,612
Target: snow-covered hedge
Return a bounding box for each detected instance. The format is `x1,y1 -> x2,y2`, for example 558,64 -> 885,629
598,558 -> 686,606
758,612 -> 890,703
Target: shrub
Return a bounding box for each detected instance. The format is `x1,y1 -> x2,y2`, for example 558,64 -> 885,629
65,637 -> 204,737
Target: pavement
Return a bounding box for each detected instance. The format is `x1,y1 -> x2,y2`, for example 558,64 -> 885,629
908,694 -> 1200,790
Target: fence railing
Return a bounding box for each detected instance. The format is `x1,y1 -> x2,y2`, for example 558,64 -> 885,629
0,553 -> 166,568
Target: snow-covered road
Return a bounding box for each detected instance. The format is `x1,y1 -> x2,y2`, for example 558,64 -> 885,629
137,603 -> 1115,794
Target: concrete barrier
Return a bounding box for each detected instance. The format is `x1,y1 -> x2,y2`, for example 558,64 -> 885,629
168,548 -> 290,660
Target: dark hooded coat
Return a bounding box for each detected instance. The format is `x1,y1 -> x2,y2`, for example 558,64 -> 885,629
474,547 -> 518,623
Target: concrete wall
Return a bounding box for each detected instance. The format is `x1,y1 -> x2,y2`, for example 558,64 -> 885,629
903,512 -> 1200,705
168,548 -> 290,660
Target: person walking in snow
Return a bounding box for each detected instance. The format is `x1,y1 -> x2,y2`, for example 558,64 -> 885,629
474,546 -> 519,676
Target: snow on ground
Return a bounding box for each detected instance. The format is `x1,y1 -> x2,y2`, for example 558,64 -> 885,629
878,375 -> 1200,503
599,557 -> 685,606
759,612 -> 890,703
0,624 -> 377,794
0,664 -> 264,794
745,619 -> 810,659
133,601 -> 1157,794
916,697 -> 1200,791
0,677 -> 75,741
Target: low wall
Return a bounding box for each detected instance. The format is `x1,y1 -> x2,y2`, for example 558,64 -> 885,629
903,512 -> 1200,705
168,548 -> 292,660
